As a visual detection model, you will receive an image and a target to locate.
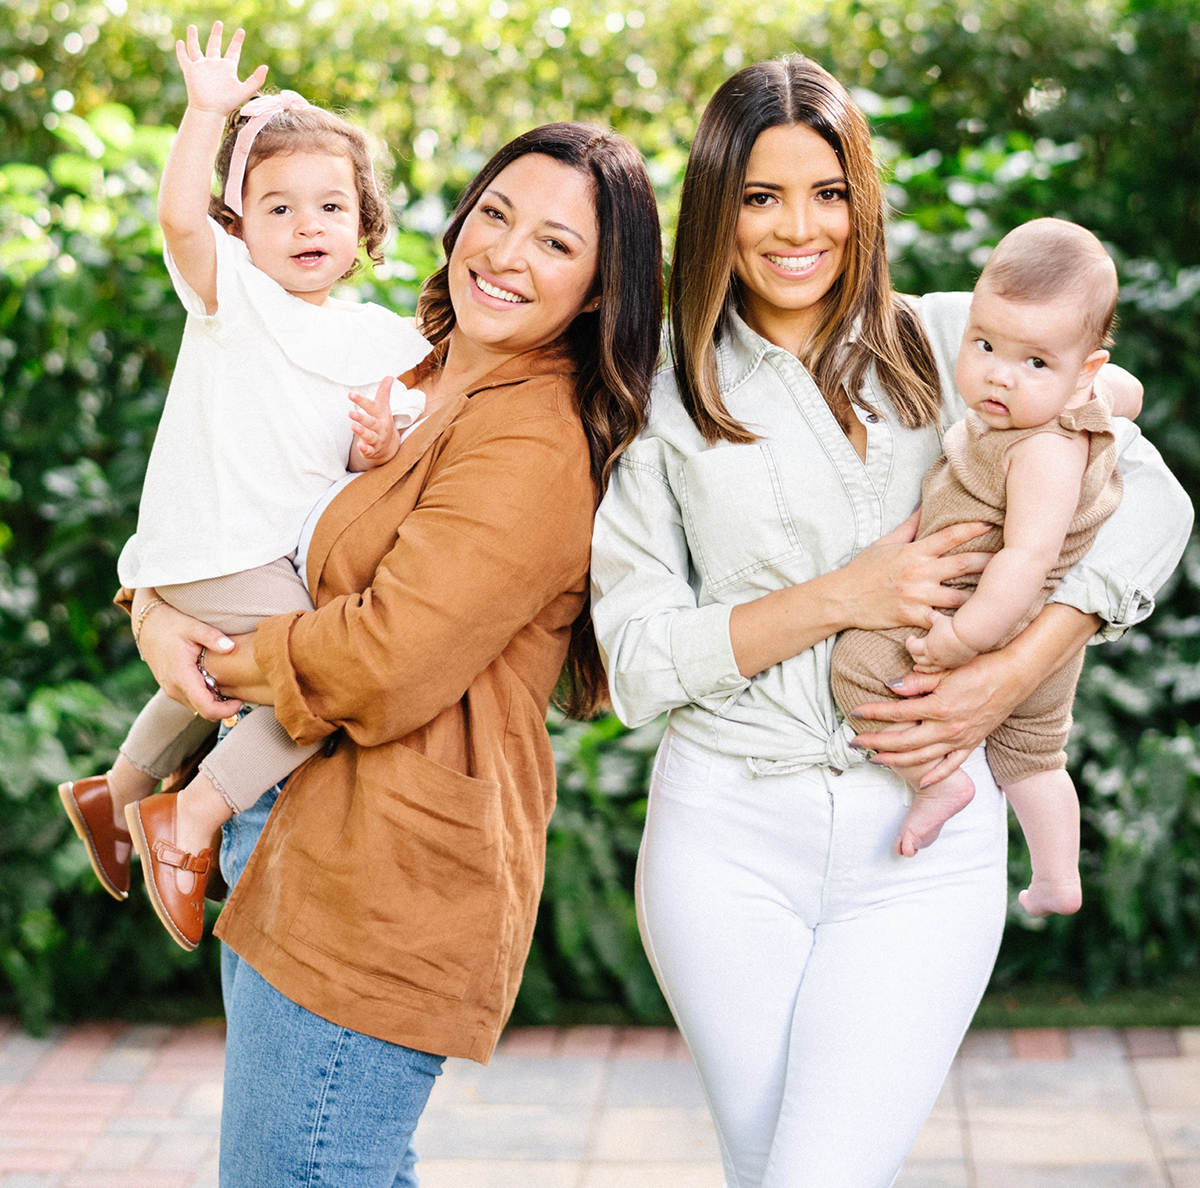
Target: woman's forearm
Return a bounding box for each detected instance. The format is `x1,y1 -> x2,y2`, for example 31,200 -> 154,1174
986,601 -> 1099,700
729,517 -> 995,679
730,569 -> 852,678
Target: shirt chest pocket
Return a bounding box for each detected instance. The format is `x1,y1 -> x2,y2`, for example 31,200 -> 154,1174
680,444 -> 802,593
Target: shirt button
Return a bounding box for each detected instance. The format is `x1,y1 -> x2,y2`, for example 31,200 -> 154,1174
866,413 -> 880,423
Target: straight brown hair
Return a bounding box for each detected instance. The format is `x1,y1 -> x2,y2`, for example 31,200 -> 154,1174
417,123 -> 663,717
671,56 -> 942,442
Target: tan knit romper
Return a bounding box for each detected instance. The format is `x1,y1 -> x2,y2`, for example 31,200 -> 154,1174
830,395 -> 1121,786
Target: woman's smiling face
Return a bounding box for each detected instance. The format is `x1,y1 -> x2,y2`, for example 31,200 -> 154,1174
733,122 -> 851,347
448,153 -> 601,357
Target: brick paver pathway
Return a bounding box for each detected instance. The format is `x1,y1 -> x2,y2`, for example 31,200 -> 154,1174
1,1020 -> 1197,1186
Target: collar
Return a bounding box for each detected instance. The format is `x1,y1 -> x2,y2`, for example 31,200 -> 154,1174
714,307 -> 864,397
421,339 -> 577,402
713,309 -> 773,398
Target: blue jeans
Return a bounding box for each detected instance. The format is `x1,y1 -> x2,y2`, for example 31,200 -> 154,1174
219,783 -> 445,1187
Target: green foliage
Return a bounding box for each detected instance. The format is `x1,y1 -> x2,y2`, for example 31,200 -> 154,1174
0,678 -> 221,1034
0,0 -> 1198,1028
521,713 -> 669,1023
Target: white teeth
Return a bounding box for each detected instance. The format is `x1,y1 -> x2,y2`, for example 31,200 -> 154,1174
766,253 -> 819,272
475,274 -> 528,303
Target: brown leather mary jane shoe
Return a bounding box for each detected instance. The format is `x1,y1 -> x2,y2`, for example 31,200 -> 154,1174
58,775 -> 131,901
125,793 -> 212,953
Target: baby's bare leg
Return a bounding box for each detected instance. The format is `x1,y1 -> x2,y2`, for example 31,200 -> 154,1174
875,724 -> 976,857
1003,769 -> 1081,917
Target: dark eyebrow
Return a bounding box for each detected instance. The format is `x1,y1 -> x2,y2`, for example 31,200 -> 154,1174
483,186 -> 587,245
742,176 -> 847,192
483,186 -> 514,211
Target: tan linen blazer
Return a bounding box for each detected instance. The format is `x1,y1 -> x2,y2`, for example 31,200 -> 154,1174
212,345 -> 595,1062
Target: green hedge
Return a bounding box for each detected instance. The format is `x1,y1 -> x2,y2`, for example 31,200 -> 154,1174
1,0 -> 1198,1031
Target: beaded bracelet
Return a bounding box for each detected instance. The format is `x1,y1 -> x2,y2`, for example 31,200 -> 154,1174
196,647 -> 231,702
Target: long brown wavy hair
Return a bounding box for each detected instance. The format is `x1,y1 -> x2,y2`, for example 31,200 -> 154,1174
417,123 -> 663,717
671,56 -> 942,442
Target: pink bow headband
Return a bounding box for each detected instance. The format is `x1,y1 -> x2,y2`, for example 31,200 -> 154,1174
223,91 -> 311,217
222,91 -> 382,220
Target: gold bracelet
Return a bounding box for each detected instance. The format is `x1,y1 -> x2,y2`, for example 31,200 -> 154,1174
132,596 -> 169,653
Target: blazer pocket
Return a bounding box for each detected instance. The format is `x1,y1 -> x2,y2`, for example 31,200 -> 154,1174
680,444 -> 801,591
288,745 -> 504,1001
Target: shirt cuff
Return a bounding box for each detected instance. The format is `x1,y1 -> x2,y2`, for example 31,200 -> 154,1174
1048,564 -> 1155,643
669,602 -> 752,712
254,613 -> 338,746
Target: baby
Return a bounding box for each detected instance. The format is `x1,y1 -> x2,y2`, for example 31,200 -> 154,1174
831,218 -> 1141,917
58,24 -> 430,950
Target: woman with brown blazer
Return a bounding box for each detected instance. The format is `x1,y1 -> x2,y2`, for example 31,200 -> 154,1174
116,123 -> 662,1186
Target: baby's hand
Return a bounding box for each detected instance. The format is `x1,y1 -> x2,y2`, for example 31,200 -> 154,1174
176,22 -> 268,117
906,610 -> 978,673
348,376 -> 402,470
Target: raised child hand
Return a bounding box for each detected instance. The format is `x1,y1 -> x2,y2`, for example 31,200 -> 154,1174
348,376 -> 402,470
176,22 -> 268,117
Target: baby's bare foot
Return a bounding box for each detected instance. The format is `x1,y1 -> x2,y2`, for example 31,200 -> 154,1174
895,769 -> 975,857
1018,877 -> 1082,918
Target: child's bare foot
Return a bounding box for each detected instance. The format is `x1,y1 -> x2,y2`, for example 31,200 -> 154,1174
1018,877 -> 1082,917
895,769 -> 975,857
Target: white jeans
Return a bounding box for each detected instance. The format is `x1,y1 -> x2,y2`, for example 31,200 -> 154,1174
636,731 -> 1008,1188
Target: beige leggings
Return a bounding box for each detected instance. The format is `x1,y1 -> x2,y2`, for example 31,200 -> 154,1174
120,557 -> 321,814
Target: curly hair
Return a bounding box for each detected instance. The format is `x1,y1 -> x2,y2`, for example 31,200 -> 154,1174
209,101 -> 390,277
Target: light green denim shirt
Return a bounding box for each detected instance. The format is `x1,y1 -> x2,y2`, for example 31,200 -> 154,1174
591,292 -> 1193,774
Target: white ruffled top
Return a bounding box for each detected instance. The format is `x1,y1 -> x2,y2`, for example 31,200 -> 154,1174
118,218 -> 431,589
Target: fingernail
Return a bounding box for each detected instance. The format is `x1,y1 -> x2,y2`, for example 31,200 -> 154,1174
884,677 -> 905,689
868,756 -> 887,765
847,739 -> 867,751
217,637 -> 234,651
849,709 -> 864,719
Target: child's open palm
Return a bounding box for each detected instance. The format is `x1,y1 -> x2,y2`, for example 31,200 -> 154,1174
348,377 -> 404,470
176,22 -> 268,117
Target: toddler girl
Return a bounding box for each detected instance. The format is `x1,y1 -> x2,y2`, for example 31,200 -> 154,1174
831,218 -> 1141,917
58,22 -> 430,950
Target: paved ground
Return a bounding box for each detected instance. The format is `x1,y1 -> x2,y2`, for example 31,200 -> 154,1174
0,1019 -> 1197,1187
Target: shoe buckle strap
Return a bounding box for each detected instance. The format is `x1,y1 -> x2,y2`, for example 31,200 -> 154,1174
151,840 -> 212,874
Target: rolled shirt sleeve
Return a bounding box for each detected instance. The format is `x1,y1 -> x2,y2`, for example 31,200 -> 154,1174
1049,418 -> 1194,640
